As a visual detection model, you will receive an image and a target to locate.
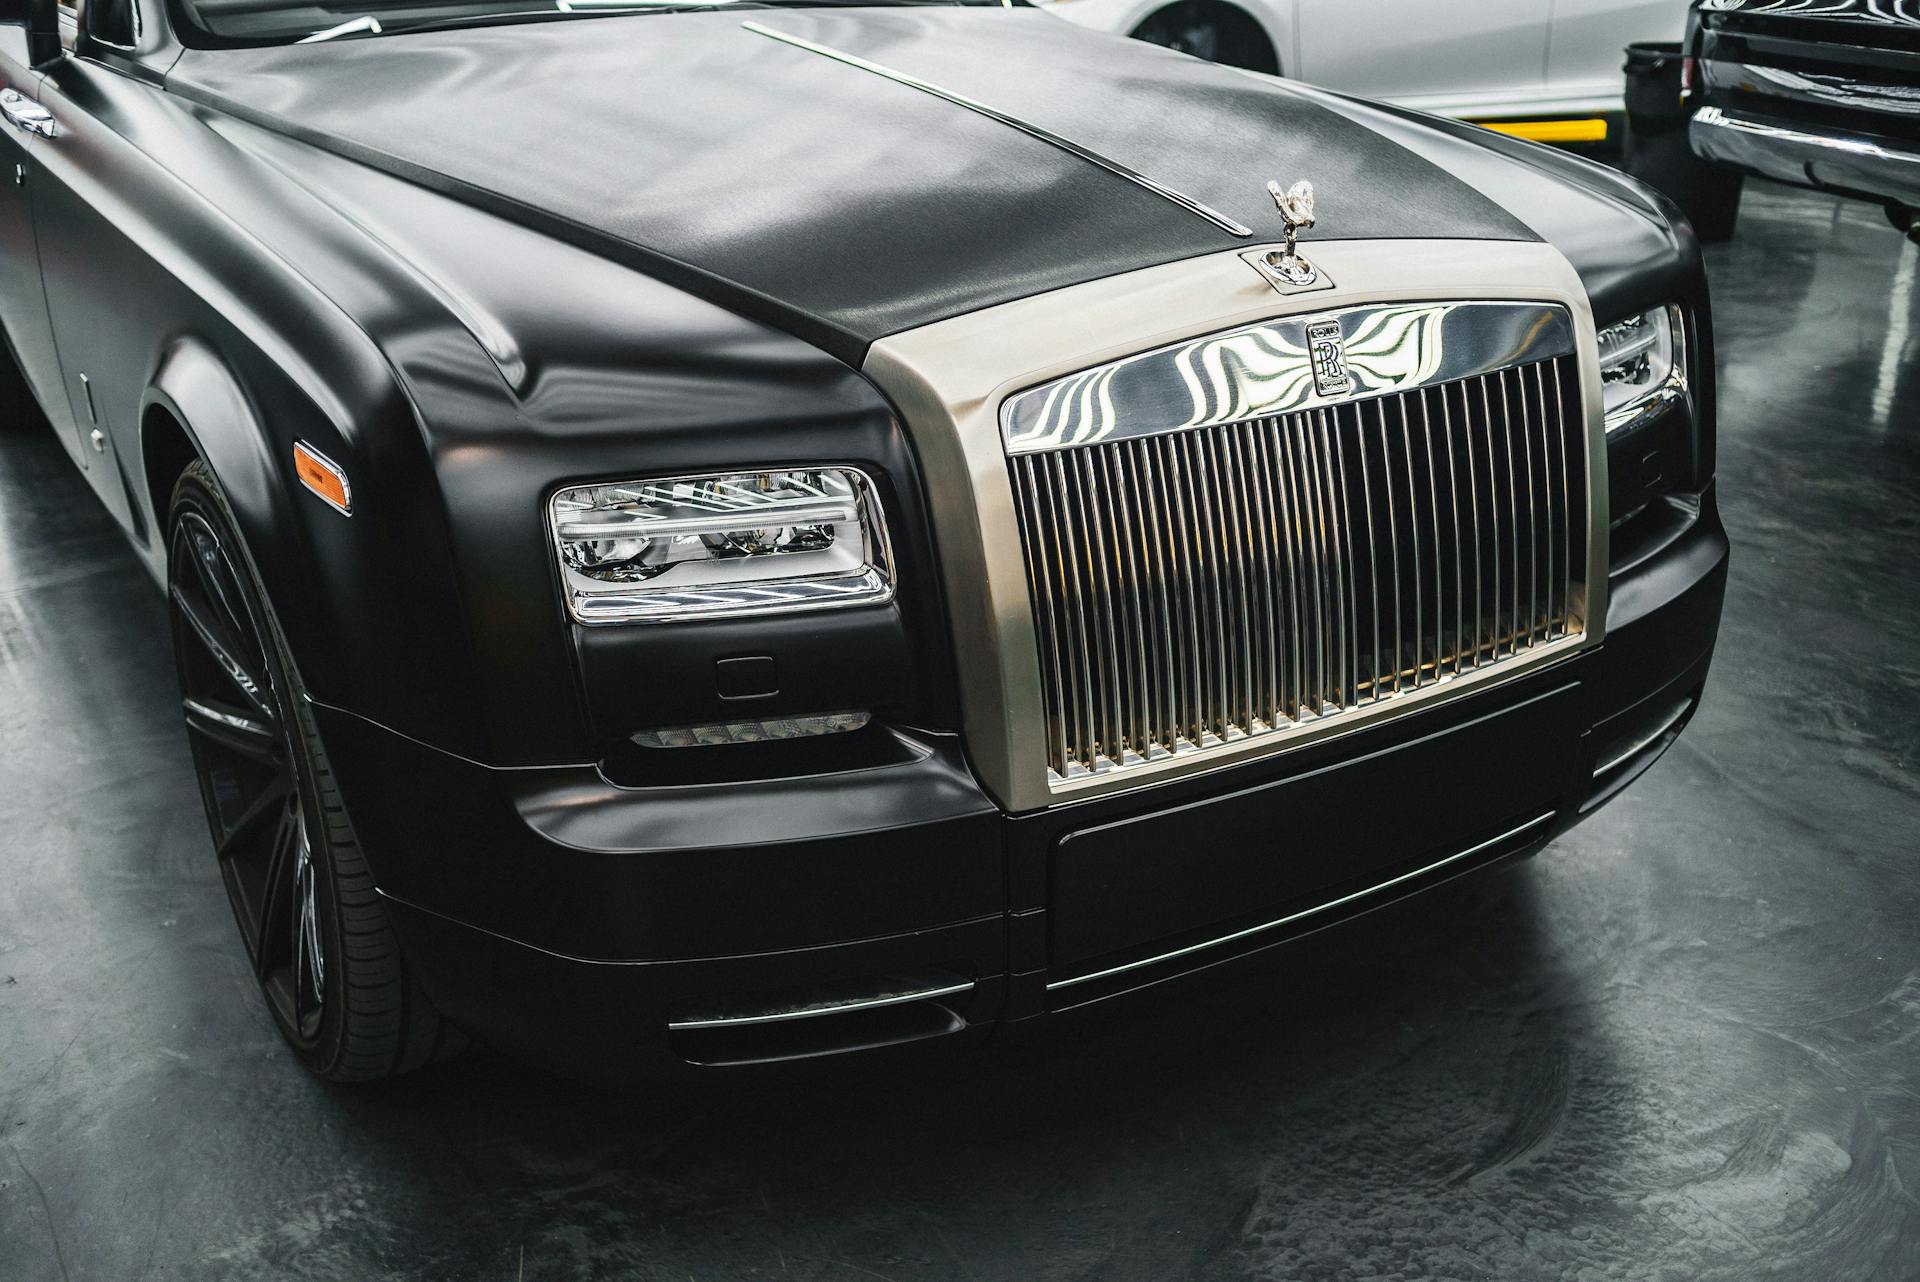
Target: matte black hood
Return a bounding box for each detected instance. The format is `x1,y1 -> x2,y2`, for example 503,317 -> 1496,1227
168,7 -> 1538,361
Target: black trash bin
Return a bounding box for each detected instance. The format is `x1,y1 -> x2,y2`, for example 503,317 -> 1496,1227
1622,40 -> 1744,241
1624,42 -> 1689,132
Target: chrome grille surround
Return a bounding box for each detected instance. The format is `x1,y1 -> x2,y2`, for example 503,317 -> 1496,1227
1002,301 -> 1587,783
862,240 -> 1609,813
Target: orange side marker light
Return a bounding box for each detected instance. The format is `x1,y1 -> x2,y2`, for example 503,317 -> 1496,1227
293,441 -> 352,516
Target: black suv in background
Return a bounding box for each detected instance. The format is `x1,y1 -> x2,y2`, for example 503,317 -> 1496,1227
1685,0 -> 1920,241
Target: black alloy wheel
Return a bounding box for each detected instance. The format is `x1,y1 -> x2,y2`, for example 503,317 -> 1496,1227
167,460 -> 461,1081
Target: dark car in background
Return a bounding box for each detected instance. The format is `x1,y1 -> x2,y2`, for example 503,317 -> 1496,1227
0,0 -> 1726,1084
1686,0 -> 1920,240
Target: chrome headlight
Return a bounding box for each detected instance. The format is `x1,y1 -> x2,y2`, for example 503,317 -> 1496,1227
1597,305 -> 1687,434
550,468 -> 894,624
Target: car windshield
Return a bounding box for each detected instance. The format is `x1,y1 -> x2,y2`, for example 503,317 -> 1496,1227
176,0 -> 1017,46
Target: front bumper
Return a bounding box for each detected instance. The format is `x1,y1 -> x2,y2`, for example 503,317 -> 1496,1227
323,489 -> 1728,1081
1691,104 -> 1920,209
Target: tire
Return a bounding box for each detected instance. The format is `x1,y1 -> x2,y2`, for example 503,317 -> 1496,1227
1131,1 -> 1278,75
167,460 -> 465,1082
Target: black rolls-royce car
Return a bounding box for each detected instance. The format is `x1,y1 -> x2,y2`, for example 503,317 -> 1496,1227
1686,0 -> 1920,239
0,0 -> 1727,1082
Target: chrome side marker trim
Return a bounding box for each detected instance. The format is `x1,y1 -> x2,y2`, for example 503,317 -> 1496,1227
742,21 -> 1254,238
1047,812 -> 1556,991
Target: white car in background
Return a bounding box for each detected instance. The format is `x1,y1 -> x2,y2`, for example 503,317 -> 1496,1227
1040,0 -> 1687,137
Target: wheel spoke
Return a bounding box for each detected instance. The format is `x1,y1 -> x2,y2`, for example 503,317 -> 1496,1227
170,582 -> 274,721
252,799 -> 302,978
183,696 -> 279,764
182,519 -> 257,658
292,840 -> 325,1026
214,771 -> 294,861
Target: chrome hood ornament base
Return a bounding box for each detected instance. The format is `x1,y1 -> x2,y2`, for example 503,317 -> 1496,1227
1263,179 -> 1320,286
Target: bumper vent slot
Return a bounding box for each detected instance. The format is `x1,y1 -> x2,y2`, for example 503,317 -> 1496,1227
1009,354 -> 1589,783
667,971 -> 973,1067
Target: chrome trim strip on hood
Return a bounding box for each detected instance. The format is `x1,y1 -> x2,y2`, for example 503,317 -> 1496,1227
742,20 -> 1256,238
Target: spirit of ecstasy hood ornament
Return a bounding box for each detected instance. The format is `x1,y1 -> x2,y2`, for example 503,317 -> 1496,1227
1264,179 -> 1319,286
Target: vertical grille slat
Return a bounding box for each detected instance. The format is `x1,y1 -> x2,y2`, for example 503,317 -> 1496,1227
1397,395 -> 1423,691
1330,415 -> 1361,709
1243,424 -> 1281,729
1438,387 -> 1464,677
1419,390 -> 1445,685
1531,362 -> 1552,643
1262,419 -> 1303,723
1500,370 -> 1522,658
1477,374 -> 1500,667
1013,353 -> 1589,782
1551,355 -> 1566,637
1015,454 -> 1070,774
1348,402 -> 1381,705
1519,366 -> 1541,646
1301,415 -> 1331,711
1382,401 -> 1413,702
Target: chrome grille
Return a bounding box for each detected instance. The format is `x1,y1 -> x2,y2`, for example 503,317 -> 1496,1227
1009,354 -> 1588,782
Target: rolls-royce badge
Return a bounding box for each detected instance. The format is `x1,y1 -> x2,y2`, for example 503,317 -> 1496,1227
1307,317 -> 1351,397
1265,179 -> 1319,286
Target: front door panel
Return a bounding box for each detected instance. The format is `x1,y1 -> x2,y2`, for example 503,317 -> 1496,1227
0,33 -> 80,462
32,58 -> 149,532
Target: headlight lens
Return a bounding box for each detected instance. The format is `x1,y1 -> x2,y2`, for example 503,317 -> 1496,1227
1597,305 -> 1687,434
550,468 -> 894,624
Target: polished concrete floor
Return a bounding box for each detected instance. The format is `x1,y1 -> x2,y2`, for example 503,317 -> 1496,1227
3,180 -> 1918,1281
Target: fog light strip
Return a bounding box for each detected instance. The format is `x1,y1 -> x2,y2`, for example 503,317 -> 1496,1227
632,710 -> 870,749
1047,812 -> 1556,991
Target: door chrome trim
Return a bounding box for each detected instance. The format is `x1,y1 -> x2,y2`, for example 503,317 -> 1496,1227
1001,300 -> 1577,454
864,239 -> 1609,813
1047,812 -> 1556,992
0,89 -> 56,139
742,21 -> 1254,238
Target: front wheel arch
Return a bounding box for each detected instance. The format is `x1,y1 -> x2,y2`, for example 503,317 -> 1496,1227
1129,0 -> 1280,75
140,402 -> 201,547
